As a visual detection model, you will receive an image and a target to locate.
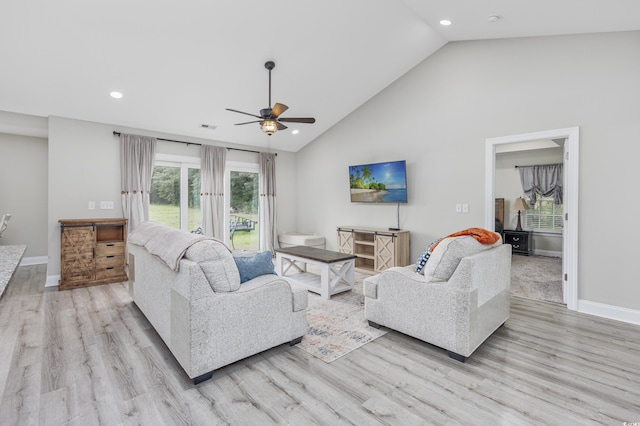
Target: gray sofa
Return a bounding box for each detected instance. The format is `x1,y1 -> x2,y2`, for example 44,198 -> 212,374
364,236 -> 511,362
128,223 -> 308,384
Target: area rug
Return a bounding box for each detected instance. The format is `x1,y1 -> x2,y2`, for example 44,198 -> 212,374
511,255 -> 563,304
295,272 -> 388,363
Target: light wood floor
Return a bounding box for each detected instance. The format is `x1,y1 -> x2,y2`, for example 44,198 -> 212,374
1,265 -> 639,425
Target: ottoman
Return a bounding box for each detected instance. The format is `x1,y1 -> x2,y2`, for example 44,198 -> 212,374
278,233 -> 326,249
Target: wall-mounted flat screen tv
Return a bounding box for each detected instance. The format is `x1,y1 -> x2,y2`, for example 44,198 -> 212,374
349,160 -> 408,203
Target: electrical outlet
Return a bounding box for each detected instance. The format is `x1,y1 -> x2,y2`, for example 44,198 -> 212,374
455,204 -> 462,213
462,203 -> 469,213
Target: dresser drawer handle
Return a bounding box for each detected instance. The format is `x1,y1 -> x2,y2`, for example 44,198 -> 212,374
106,243 -> 115,247
512,237 -> 520,241
107,255 -> 115,258
106,267 -> 114,270
513,244 -> 520,249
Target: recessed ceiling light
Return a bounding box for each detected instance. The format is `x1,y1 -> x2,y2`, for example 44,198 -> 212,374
440,19 -> 452,26
110,91 -> 123,99
291,129 -> 299,135
488,15 -> 501,23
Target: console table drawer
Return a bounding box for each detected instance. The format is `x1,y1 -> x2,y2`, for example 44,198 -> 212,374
96,255 -> 125,269
96,242 -> 125,257
96,266 -> 126,280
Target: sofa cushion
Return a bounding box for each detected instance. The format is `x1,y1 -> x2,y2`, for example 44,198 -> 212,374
423,236 -> 500,282
233,251 -> 276,283
185,239 -> 241,292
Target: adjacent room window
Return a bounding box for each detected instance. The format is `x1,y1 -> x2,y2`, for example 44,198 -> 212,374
225,161 -> 260,250
525,196 -> 563,232
150,154 -> 201,231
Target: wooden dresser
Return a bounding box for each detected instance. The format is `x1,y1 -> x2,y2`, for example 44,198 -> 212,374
59,218 -> 128,290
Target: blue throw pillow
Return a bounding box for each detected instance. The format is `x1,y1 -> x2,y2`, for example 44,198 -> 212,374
415,238 -> 442,274
233,251 -> 276,283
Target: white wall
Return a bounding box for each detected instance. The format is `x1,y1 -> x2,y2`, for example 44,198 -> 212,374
46,117 -> 297,281
295,31 -> 640,312
0,133 -> 48,257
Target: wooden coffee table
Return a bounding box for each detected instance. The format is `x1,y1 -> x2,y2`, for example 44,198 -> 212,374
275,246 -> 357,299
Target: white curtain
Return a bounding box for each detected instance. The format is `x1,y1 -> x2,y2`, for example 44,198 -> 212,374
200,145 -> 227,239
120,133 -> 156,234
259,152 -> 277,252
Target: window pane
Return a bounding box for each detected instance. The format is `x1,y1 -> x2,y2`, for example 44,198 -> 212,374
229,171 -> 259,251
150,166 -> 180,228
188,168 -> 201,232
525,196 -> 563,232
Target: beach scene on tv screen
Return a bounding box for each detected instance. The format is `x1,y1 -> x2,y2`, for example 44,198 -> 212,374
349,161 -> 407,203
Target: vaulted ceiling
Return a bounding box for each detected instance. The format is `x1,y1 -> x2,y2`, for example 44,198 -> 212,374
2,0 -> 639,151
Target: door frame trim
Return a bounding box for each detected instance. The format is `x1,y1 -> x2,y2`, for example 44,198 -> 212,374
485,127 -> 579,310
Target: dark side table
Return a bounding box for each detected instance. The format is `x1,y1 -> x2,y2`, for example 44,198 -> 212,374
503,230 -> 532,256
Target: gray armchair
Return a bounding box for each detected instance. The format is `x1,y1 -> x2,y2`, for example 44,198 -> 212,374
364,239 -> 511,362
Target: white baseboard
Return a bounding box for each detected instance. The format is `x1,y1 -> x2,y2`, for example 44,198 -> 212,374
20,256 -> 48,266
578,299 -> 640,326
45,274 -> 60,288
532,249 -> 562,258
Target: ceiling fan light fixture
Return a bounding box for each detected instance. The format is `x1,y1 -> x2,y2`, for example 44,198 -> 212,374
261,120 -> 278,135
226,60 -> 316,136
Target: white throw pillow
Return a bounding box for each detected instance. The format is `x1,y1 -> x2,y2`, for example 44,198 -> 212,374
423,236 -> 500,282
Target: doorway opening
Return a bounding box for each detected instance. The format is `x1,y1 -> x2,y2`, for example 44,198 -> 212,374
485,127 -> 579,311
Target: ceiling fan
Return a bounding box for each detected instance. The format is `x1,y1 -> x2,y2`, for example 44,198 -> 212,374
226,61 -> 316,136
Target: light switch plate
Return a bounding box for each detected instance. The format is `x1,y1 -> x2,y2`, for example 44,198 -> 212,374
88,201 -> 95,210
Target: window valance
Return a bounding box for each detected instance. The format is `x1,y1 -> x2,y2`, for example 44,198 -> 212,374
518,163 -> 563,205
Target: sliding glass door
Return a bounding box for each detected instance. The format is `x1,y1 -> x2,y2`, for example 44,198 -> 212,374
225,162 -> 259,251
150,154 -> 201,232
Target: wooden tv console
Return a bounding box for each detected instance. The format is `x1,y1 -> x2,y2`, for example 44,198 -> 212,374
337,226 -> 410,275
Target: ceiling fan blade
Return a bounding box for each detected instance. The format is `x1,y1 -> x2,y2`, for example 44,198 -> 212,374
270,103 -> 289,118
277,117 -> 316,124
276,122 -> 288,131
234,120 -> 263,126
226,108 -> 262,119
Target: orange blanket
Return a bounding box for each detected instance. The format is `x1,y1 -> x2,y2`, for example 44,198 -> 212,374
430,227 -> 499,252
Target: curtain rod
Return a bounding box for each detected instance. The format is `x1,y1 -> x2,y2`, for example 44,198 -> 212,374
514,163 -> 562,169
112,131 -> 275,156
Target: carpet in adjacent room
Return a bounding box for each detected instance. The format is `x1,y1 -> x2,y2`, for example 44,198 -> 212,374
510,254 -> 563,304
